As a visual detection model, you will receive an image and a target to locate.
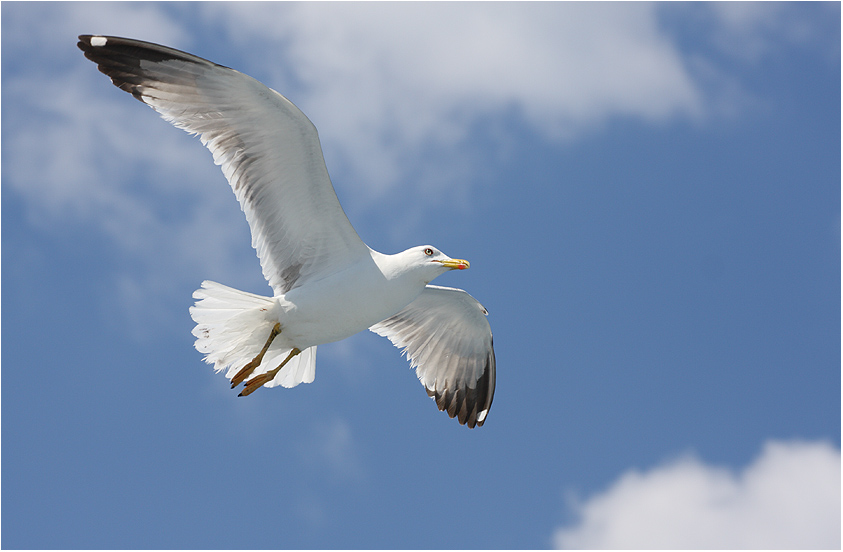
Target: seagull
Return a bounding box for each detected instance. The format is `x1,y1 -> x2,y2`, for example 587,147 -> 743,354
78,35 -> 495,428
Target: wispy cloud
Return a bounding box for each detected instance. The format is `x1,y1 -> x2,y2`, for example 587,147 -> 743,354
704,2 -> 840,62
553,440 -> 841,549
4,3 -> 271,327
296,417 -> 365,484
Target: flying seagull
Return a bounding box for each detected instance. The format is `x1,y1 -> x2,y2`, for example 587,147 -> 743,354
77,35 -> 495,428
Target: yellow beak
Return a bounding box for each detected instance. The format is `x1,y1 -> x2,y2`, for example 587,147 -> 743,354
436,258 -> 470,270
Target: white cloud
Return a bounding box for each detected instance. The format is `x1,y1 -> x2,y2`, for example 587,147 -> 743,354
3,2 -> 833,333
553,440 -> 841,549
1,1 -> 186,53
201,2 -> 702,198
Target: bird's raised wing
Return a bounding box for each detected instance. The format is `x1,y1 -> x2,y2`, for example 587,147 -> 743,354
370,285 -> 495,428
78,35 -> 369,295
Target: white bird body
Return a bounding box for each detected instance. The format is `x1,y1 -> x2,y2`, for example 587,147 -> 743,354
78,35 -> 495,427
272,246 -> 448,349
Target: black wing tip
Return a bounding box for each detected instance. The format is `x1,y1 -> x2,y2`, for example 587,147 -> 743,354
77,35 -> 229,104
77,35 -> 104,59
77,34 -> 225,68
77,35 -> 164,58
427,345 -> 496,429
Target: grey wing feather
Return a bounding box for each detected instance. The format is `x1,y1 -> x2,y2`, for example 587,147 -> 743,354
77,35 -> 369,294
370,285 -> 495,428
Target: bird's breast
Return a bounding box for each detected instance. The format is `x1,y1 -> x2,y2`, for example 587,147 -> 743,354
274,259 -> 425,348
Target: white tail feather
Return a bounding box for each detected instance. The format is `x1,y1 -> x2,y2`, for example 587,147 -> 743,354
189,281 -> 316,388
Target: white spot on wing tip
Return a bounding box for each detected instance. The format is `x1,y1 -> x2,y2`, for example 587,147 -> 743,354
477,410 -> 488,423
91,36 -> 107,47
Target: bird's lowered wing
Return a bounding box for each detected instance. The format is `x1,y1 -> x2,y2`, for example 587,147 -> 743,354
78,35 -> 369,295
370,285 -> 495,428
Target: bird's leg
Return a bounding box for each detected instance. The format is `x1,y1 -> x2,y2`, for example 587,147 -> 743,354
230,322 -> 282,388
239,348 -> 302,397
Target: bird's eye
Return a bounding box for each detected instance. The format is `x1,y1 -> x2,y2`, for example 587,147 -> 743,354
424,248 -> 434,256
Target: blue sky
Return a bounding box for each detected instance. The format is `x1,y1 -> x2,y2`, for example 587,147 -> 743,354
2,2 -> 840,549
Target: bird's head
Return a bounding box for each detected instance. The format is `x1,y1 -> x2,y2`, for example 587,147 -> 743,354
407,245 -> 469,283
